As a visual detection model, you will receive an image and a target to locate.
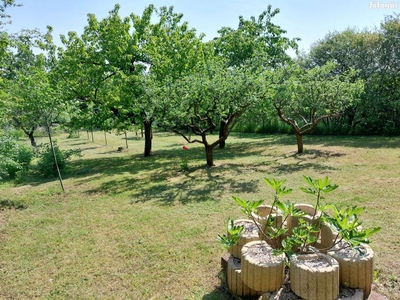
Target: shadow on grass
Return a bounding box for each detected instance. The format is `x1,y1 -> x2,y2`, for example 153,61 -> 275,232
59,137 -> 342,204
11,134 -> 395,203
202,270 -> 237,300
265,133 -> 400,149
0,199 -> 27,210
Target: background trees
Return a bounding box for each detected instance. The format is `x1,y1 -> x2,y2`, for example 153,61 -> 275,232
1,4 -> 399,172
303,14 -> 400,135
271,62 -> 364,153
0,29 -> 60,147
57,4 -> 205,157
167,58 -> 263,166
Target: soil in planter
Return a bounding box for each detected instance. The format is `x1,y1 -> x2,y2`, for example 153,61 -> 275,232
301,256 -> 332,268
331,241 -> 368,258
247,243 -> 284,266
241,221 -> 260,236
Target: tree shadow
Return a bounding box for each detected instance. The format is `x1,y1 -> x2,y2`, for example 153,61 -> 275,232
10,133 -> 392,204
122,170 -> 260,205
0,199 -> 27,210
59,136 -> 347,204
281,134 -> 400,149
268,149 -> 344,175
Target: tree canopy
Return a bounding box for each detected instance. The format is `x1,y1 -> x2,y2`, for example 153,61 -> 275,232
1,4 -> 398,172
271,62 -> 364,153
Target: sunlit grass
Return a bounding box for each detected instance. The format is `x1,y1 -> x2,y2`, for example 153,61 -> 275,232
0,130 -> 399,299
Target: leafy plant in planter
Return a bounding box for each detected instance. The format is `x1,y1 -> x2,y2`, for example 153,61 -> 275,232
325,205 -> 381,297
218,218 -> 244,250
218,175 -> 381,299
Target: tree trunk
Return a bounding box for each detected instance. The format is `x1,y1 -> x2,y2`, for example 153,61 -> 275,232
205,145 -> 215,167
144,120 -> 153,157
46,123 -> 65,192
219,120 -> 226,149
28,132 -> 36,147
296,134 -> 304,153
124,131 -> 128,149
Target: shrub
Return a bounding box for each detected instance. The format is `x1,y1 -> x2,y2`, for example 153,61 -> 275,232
0,134 -> 33,179
36,142 -> 82,177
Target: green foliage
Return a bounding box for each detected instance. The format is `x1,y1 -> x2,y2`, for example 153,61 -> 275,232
167,59 -> 264,166
323,205 -> 381,249
264,178 -> 292,201
36,142 -> 81,177
274,200 -> 305,219
0,134 -> 33,179
300,176 -> 339,195
232,196 -> 264,216
222,175 -> 380,259
280,219 -> 319,256
271,62 -> 364,152
304,16 -> 400,135
299,175 -> 338,210
0,0 -> 21,28
217,219 -> 244,249
213,5 -> 299,68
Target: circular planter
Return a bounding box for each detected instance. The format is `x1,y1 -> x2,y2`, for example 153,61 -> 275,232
241,240 -> 286,292
251,205 -> 283,232
226,255 -> 261,297
290,253 -> 339,300
320,222 -> 337,249
252,205 -> 284,248
261,287 -> 364,300
328,243 -> 374,298
228,219 -> 260,258
287,204 -> 322,235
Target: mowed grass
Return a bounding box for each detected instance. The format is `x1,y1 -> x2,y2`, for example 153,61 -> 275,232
0,131 -> 399,300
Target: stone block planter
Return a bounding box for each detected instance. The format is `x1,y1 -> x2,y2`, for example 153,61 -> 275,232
328,243 -> 374,298
290,253 -> 340,300
226,255 -> 261,297
287,204 -> 321,235
228,219 -> 260,258
251,204 -> 283,233
261,287 -> 364,300
320,222 -> 337,249
241,240 -> 286,292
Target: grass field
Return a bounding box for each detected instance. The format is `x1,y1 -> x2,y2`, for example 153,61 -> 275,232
0,130 -> 399,299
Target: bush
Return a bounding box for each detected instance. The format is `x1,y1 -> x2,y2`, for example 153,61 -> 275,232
0,134 -> 33,179
36,142 -> 82,177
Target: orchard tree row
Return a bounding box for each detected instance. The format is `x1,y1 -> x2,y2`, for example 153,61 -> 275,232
0,1 -> 398,170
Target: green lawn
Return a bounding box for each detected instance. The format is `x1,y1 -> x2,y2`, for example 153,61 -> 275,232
0,131 -> 399,299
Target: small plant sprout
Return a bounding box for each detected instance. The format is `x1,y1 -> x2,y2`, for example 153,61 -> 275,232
282,219 -> 320,256
264,178 -> 293,203
232,196 -> 264,216
299,175 -> 338,214
217,218 -> 244,249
